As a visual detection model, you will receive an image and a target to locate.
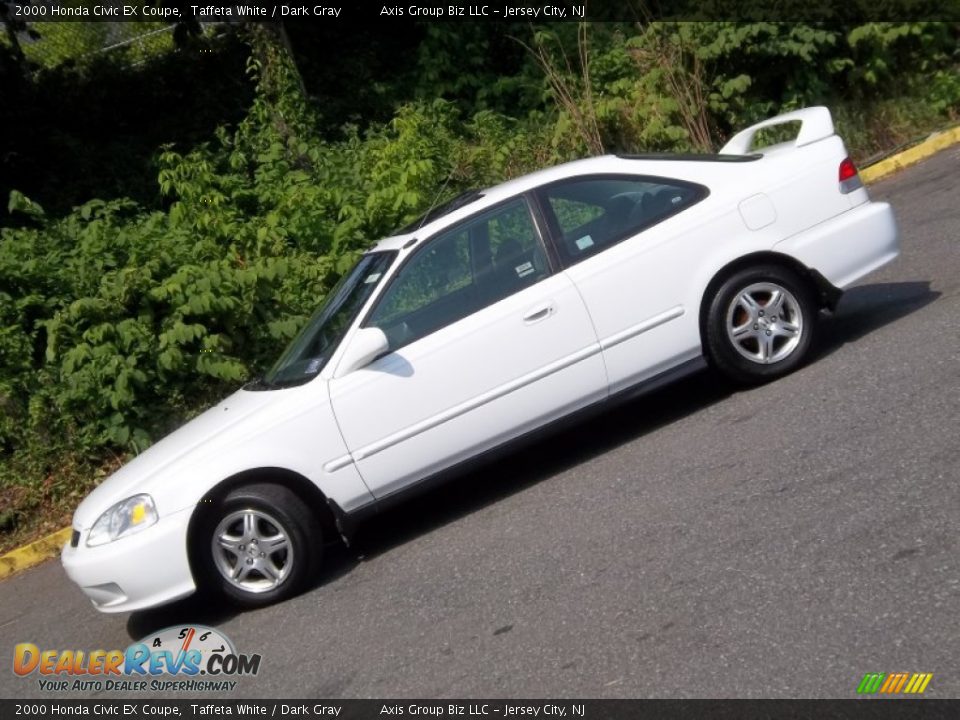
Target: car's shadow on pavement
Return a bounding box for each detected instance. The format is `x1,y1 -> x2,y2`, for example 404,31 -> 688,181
127,281 -> 936,634
814,280 -> 938,359
126,590 -> 240,640
335,369 -> 735,570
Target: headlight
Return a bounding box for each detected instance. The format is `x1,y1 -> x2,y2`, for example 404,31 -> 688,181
86,494 -> 158,547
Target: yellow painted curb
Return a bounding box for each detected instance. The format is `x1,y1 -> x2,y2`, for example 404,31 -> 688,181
0,527 -> 72,580
861,126 -> 960,183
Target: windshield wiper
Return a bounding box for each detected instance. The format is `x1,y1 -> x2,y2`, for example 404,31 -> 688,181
244,374 -> 278,391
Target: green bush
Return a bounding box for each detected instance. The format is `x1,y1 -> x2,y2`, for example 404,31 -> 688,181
526,21 -> 958,157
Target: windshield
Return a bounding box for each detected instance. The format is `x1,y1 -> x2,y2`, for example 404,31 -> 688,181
257,251 -> 396,389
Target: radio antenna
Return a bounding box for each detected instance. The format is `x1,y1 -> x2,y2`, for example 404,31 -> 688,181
418,171 -> 455,231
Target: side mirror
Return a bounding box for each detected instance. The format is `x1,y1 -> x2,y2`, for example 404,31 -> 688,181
333,327 -> 389,378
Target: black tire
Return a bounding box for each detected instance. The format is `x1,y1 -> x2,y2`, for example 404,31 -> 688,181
194,483 -> 322,609
704,264 -> 817,385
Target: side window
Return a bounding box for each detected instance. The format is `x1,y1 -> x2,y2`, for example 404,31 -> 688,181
368,198 -> 549,350
550,197 -> 605,234
373,230 -> 471,328
539,176 -> 705,264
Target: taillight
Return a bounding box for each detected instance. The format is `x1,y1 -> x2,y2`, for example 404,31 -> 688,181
839,157 -> 858,181
839,157 -> 863,194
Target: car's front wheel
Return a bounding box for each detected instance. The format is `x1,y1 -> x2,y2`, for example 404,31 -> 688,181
196,483 -> 321,609
705,265 -> 817,384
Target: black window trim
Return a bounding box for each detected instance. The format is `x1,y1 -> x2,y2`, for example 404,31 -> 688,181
395,189 -> 485,235
359,193 -> 556,339
616,153 -> 761,163
525,189 -> 564,273
533,173 -> 710,270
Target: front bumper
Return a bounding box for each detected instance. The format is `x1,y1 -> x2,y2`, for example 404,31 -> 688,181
774,200 -> 899,290
61,506 -> 196,613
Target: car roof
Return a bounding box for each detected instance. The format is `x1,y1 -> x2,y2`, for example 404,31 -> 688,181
369,153 -> 755,253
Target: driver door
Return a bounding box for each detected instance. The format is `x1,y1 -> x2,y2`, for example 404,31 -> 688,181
328,196 -> 607,498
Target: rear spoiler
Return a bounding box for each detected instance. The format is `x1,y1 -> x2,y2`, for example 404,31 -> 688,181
720,106 -> 835,155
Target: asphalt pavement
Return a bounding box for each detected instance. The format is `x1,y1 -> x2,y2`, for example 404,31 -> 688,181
1,149 -> 958,699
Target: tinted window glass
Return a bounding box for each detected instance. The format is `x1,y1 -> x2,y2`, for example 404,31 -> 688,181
368,198 -> 549,350
539,177 -> 705,263
259,251 -> 396,388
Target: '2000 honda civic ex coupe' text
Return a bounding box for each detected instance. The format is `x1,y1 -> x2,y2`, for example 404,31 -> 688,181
63,107 -> 899,612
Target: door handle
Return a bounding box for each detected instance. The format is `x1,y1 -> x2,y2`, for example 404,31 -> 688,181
523,301 -> 555,324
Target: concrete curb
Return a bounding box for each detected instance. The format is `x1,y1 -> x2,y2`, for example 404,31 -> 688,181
860,126 -> 960,183
1,123 -> 958,582
0,527 -> 72,580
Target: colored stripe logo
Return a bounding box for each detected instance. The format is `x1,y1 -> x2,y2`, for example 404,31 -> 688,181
857,672 -> 933,694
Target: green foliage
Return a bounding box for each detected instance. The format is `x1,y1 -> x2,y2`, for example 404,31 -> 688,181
526,21 -> 958,156
15,21 -> 110,68
412,23 -> 543,116
0,9 -> 179,70
0,28 -> 254,224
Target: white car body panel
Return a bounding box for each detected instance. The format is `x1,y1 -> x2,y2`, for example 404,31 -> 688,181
560,198 -> 754,394
329,272 -> 607,497
62,107 -> 900,612
774,201 -> 899,289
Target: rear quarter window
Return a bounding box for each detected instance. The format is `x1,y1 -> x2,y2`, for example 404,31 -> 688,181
537,175 -> 708,265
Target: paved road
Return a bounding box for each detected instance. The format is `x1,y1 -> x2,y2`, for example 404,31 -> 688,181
2,150 -> 958,700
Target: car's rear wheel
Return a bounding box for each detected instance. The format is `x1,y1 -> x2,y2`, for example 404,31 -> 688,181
705,265 -> 817,384
197,483 -> 321,608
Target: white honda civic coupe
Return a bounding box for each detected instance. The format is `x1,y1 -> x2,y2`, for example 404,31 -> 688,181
63,107 -> 899,612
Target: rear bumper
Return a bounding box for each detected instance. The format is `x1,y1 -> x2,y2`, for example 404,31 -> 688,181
774,201 -> 899,289
61,507 -> 196,613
